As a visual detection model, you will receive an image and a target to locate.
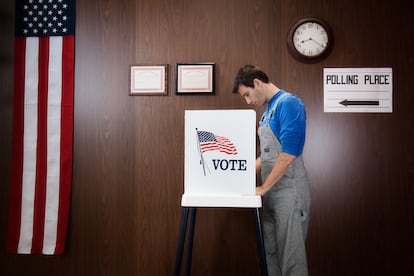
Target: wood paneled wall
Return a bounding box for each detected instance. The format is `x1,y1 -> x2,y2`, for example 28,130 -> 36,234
1,0 -> 413,275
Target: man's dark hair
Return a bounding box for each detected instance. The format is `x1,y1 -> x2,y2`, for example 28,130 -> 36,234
232,65 -> 270,93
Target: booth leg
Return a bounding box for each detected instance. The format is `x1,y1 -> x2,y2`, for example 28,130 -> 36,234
254,208 -> 268,276
174,207 -> 189,276
175,207 -> 264,275
185,208 -> 197,276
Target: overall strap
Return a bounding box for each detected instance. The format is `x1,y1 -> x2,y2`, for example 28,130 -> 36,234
260,92 -> 291,124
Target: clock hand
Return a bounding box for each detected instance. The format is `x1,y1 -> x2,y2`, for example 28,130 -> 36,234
309,37 -> 325,47
300,38 -> 312,44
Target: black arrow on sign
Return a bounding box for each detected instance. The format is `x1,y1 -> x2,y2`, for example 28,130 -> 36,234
339,99 -> 379,106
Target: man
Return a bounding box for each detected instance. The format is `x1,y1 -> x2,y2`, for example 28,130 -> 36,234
232,65 -> 311,276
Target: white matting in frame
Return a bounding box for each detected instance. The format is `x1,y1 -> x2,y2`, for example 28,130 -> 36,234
130,64 -> 168,95
176,63 -> 215,95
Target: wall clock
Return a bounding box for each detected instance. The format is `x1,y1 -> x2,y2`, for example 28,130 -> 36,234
286,17 -> 334,63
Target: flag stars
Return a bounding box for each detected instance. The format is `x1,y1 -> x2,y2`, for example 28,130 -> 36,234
19,0 -> 72,36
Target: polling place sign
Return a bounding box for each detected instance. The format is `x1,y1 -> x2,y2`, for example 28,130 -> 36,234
324,68 -> 393,113
182,109 -> 260,207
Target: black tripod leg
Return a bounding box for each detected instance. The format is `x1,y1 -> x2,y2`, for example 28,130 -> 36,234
254,208 -> 268,276
174,207 -> 189,276
185,208 -> 197,276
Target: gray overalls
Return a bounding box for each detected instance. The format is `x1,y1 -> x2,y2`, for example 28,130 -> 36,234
259,92 -> 311,276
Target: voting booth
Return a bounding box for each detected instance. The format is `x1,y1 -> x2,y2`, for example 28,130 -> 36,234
174,110 -> 267,276
182,109 -> 261,207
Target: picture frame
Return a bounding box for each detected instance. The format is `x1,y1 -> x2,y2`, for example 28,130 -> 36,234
129,64 -> 168,96
175,63 -> 215,95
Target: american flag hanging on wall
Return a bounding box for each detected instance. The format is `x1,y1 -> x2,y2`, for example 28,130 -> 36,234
7,0 -> 75,255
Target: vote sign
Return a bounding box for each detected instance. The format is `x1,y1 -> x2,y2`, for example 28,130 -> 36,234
184,110 -> 256,196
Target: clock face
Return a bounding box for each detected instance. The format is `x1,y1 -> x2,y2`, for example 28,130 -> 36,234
293,22 -> 329,57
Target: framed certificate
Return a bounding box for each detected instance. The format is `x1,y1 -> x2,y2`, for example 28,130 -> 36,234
176,63 -> 215,95
130,64 -> 168,95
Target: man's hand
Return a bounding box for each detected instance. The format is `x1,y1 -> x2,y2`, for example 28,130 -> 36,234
256,186 -> 268,196
256,152 -> 297,197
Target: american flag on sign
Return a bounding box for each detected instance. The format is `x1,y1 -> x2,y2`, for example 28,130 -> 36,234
197,130 -> 238,155
7,0 -> 75,255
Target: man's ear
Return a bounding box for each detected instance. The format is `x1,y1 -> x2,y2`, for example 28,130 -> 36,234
253,78 -> 261,87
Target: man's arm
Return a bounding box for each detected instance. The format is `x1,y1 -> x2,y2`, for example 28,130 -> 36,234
256,152 -> 296,196
256,157 -> 261,174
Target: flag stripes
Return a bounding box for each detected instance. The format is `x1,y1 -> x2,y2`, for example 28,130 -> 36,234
7,35 -> 74,255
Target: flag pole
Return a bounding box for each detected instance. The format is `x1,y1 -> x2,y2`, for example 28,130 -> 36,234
195,128 -> 207,176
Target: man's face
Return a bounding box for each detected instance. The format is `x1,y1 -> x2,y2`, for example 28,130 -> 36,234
238,82 -> 266,106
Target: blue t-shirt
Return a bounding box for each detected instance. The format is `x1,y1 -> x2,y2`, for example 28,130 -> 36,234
259,90 -> 306,157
